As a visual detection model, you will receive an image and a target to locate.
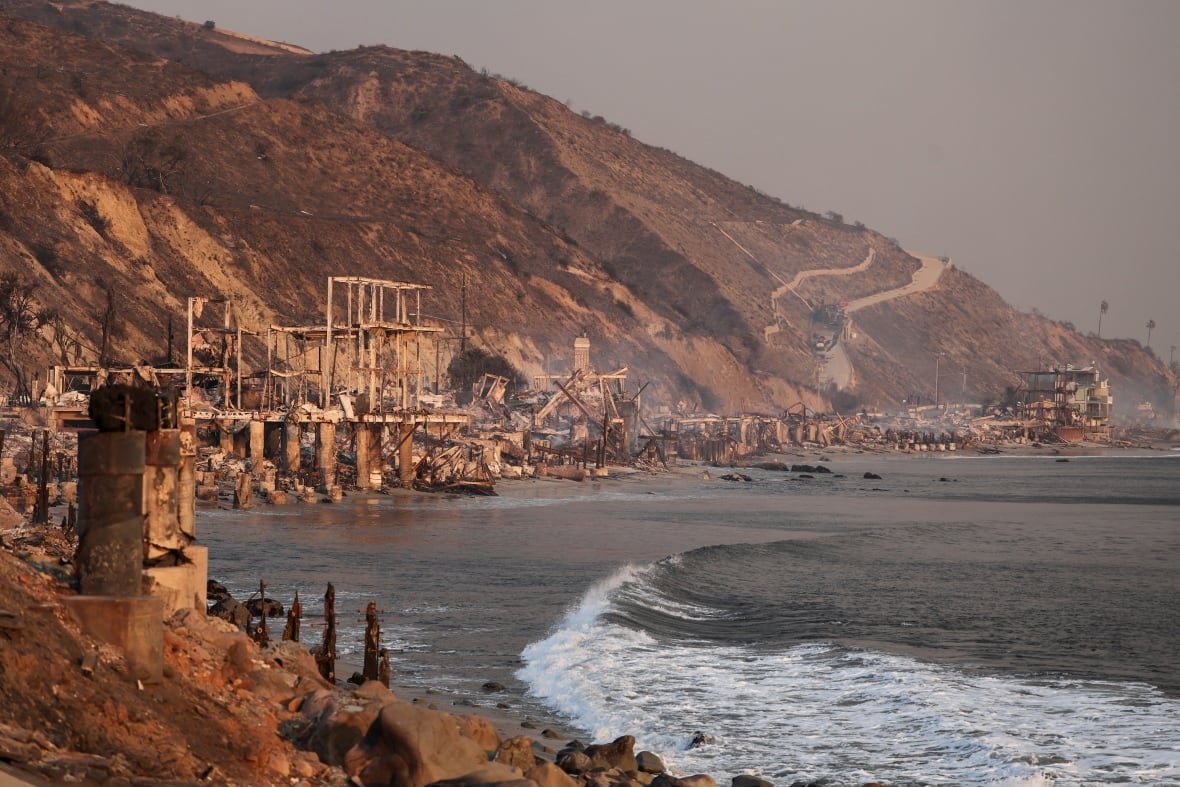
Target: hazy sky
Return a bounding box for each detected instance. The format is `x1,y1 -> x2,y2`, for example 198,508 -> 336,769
125,0 -> 1180,363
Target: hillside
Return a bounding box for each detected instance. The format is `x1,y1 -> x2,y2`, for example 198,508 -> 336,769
0,0 -> 1175,415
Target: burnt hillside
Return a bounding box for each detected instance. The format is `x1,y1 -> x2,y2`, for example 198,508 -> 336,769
0,0 -> 1174,413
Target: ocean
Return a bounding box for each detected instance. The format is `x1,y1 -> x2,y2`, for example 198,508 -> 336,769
199,452 -> 1180,785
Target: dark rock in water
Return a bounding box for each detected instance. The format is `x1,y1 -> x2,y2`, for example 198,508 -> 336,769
584,734 -> 637,771
541,728 -> 563,740
245,597 -> 284,618
790,464 -> 815,473
733,776 -> 774,787
637,750 -> 666,774
206,579 -> 231,601
798,474 -> 814,479
834,474 -> 845,478
749,461 -> 788,471
814,464 -> 831,473
720,473 -> 753,482
564,740 -> 587,752
863,472 -> 882,480
346,671 -> 365,686
481,681 -> 506,693
655,775 -> 718,787
1056,458 -> 1070,462
688,731 -> 715,748
939,477 -> 950,482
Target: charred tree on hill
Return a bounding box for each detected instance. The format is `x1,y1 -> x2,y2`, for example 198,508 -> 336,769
99,287 -> 118,368
120,131 -> 189,195
0,274 -> 53,402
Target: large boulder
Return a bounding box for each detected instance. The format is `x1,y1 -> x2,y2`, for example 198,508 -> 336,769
460,715 -> 502,753
428,762 -> 533,787
344,700 -> 490,787
584,735 -> 637,772
494,736 -> 537,772
636,751 -> 666,774
527,762 -> 582,787
732,777 -> 773,787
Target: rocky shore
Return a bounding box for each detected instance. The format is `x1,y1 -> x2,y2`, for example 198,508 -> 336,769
1,516 -> 890,787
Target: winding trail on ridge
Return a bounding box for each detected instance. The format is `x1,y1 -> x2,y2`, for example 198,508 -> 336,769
763,248 -> 877,340
819,250 -> 950,390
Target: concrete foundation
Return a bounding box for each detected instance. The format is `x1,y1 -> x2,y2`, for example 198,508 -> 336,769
63,595 -> 164,683
144,545 -> 208,617
143,429 -> 182,561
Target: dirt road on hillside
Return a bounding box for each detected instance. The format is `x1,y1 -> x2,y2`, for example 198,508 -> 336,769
818,251 -> 948,390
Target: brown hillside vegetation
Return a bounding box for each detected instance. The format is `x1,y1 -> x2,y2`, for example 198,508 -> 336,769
0,0 -> 1174,414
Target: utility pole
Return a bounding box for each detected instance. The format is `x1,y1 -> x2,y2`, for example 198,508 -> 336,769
460,272 -> 467,355
934,352 -> 945,407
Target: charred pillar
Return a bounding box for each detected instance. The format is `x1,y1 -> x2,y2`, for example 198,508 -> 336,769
177,416 -> 196,542
397,422 -> 415,487
248,420 -> 265,471
77,430 -> 145,596
315,422 -> 336,492
282,421 -> 301,472
356,423 -> 383,490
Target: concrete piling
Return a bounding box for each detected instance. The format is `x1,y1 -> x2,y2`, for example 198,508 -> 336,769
282,421 -> 301,472
398,422 -> 414,487
315,421 -> 336,491
76,430 -> 145,597
143,429 -> 182,560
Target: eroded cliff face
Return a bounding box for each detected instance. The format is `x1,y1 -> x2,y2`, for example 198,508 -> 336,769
0,3 -> 1173,414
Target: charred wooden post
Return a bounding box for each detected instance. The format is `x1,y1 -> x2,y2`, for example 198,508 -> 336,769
282,591 -> 302,643
363,600 -> 380,682
34,430 -> 50,525
317,583 -> 336,683
379,648 -> 390,688
252,580 -> 269,647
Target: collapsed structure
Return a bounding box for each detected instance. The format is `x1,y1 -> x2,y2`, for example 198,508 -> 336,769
1016,364 -> 1113,442
35,277 -> 1124,506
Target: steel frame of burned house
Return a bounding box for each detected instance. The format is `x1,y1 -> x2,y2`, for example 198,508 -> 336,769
1016,364 -> 1113,442
47,276 -> 479,493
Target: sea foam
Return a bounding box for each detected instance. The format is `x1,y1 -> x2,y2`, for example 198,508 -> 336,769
518,564 -> 1180,785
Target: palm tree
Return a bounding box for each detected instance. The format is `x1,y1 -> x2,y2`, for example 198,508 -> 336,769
1097,300 -> 1108,338
1145,318 -> 1156,349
